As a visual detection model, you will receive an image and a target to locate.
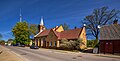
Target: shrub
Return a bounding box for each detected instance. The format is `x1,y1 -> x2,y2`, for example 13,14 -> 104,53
87,40 -> 94,47
60,38 -> 82,50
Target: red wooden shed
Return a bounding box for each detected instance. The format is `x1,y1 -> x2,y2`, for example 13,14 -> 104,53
100,24 -> 120,54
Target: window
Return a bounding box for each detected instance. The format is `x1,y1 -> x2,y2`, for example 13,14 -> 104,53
49,41 -> 52,46
106,43 -> 108,45
47,42 -> 49,47
54,41 -> 56,46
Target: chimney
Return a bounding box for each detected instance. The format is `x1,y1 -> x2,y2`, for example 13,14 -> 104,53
113,19 -> 118,24
74,26 -> 77,29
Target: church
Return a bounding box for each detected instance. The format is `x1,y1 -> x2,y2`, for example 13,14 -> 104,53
34,17 -> 87,49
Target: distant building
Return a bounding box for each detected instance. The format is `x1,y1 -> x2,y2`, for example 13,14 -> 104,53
100,20 -> 120,54
34,17 -> 87,49
7,40 -> 13,46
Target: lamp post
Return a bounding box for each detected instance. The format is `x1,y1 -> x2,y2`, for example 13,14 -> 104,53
97,25 -> 101,54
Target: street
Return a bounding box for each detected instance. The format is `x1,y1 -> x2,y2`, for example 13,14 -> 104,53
6,46 -> 120,61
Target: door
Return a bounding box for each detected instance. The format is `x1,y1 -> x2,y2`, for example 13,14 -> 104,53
100,41 -> 105,53
105,41 -> 113,53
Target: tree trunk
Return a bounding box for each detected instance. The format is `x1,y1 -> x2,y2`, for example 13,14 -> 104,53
94,36 -> 99,47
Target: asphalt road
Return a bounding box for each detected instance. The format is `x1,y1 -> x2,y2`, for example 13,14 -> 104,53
6,46 -> 120,61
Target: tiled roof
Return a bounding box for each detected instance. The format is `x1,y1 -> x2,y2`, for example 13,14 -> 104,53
100,24 -> 120,40
35,28 -> 83,39
35,30 -> 50,37
59,28 -> 82,39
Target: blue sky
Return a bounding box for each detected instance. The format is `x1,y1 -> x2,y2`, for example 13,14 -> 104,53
0,0 -> 120,40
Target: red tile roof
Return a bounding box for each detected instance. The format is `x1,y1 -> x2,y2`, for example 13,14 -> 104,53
59,28 -> 82,39
36,30 -> 50,37
35,28 -> 83,40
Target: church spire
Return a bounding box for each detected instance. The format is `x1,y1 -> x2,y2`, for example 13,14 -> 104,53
40,16 -> 44,25
20,8 -> 22,22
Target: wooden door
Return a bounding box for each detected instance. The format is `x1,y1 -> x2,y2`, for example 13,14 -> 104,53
105,41 -> 113,53
100,41 -> 105,53
114,41 -> 120,53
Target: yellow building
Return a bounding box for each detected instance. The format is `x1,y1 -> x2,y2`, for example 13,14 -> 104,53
34,17 -> 87,49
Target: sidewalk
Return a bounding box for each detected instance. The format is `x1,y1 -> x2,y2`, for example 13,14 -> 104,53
94,53 -> 120,59
38,47 -> 120,59
0,45 -> 23,61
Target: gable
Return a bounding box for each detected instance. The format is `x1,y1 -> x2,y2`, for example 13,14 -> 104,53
35,30 -> 50,37
55,25 -> 64,32
46,30 -> 58,41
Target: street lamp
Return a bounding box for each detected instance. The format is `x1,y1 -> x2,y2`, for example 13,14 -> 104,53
84,24 -> 86,27
97,25 -> 101,29
97,25 -> 101,54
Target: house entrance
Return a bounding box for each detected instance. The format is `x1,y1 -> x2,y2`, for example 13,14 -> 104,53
105,41 -> 113,53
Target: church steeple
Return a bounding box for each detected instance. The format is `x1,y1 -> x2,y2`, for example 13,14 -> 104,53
38,16 -> 45,32
20,8 -> 22,22
40,16 -> 44,25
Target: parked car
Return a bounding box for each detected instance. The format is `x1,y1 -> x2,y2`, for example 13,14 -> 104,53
19,44 -> 25,47
12,43 -> 20,46
30,45 -> 39,49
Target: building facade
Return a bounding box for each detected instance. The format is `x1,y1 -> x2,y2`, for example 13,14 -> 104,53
34,18 -> 87,49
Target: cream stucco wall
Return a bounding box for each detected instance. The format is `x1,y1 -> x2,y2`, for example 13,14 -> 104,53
56,26 -> 64,32
79,27 -> 87,49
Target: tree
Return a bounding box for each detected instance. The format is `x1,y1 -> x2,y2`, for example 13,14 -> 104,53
0,33 -> 2,40
29,24 -> 38,38
0,40 -> 5,45
83,7 -> 120,45
60,23 -> 69,30
8,39 -> 13,41
87,40 -> 95,47
12,21 -> 30,45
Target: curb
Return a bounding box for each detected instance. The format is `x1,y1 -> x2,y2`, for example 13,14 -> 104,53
94,54 -> 120,59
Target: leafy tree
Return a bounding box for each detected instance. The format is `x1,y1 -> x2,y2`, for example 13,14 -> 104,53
8,39 -> 13,41
60,23 -> 69,30
12,21 -> 30,45
0,33 -> 2,40
29,24 -> 38,38
0,40 -> 5,45
87,40 -> 95,47
83,7 -> 120,45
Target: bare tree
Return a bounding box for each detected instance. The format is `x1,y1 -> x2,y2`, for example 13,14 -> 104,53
83,7 -> 120,43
